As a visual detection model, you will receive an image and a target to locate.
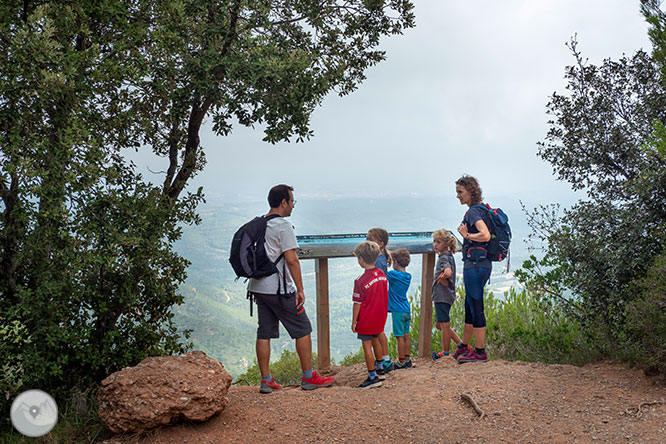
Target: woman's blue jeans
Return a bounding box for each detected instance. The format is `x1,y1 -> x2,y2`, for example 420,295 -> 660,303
463,266 -> 491,328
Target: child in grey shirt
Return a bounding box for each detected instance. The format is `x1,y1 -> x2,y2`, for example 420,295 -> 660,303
431,229 -> 468,360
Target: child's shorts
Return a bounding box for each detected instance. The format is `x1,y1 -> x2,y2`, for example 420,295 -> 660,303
357,333 -> 380,341
391,311 -> 411,337
434,302 -> 452,323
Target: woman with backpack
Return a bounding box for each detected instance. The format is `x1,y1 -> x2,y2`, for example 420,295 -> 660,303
452,175 -> 492,363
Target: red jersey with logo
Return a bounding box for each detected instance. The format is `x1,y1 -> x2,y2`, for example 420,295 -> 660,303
352,268 -> 388,335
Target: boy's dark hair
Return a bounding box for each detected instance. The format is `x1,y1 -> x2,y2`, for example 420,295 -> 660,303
268,184 -> 294,208
455,175 -> 483,205
391,248 -> 411,268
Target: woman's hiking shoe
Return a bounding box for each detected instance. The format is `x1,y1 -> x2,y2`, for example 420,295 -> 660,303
382,359 -> 395,373
452,344 -> 473,360
457,349 -> 488,363
301,371 -> 334,390
259,377 -> 283,394
394,358 -> 412,369
432,351 -> 450,360
358,376 -> 382,389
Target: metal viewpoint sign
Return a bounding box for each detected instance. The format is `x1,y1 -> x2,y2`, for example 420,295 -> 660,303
10,389 -> 58,437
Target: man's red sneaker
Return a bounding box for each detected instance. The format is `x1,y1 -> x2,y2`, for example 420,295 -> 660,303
301,371 -> 334,390
259,377 -> 283,394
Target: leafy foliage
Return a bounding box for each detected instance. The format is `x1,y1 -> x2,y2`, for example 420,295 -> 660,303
518,38 -> 666,332
485,288 -> 596,365
342,285 -> 593,367
622,252 -> 666,379
0,3 -> 198,428
517,12 -> 666,376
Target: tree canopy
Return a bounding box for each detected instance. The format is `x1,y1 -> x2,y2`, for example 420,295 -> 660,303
516,2 -> 666,377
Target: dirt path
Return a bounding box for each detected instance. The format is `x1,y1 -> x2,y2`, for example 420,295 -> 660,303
102,359 -> 666,444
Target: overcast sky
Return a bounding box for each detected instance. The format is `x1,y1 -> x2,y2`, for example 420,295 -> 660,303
132,0 -> 652,204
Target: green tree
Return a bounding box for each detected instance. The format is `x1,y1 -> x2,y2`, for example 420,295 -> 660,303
0,3 -> 203,428
517,8 -> 666,376
517,39 -> 666,330
0,0 -> 416,427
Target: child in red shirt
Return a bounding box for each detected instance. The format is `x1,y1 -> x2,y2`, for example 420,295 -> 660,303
352,241 -> 388,389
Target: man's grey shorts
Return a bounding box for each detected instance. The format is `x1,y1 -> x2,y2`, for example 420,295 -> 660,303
253,292 -> 312,340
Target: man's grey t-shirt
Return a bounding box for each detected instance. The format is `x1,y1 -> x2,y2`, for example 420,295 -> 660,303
432,253 -> 456,305
248,217 -> 298,294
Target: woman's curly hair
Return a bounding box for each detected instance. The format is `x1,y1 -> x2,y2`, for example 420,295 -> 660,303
455,175 -> 483,205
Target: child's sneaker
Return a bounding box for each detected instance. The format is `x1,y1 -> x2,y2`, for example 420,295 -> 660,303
457,349 -> 488,363
300,371 -> 334,390
452,343 -> 472,360
259,377 -> 283,394
382,359 -> 394,373
432,351 -> 450,360
394,358 -> 412,369
376,367 -> 386,380
358,376 -> 382,389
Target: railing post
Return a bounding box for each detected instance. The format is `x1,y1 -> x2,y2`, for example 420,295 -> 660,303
418,252 -> 435,358
315,257 -> 330,370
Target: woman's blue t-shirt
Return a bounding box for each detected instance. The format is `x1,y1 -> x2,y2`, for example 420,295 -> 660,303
462,205 -> 492,270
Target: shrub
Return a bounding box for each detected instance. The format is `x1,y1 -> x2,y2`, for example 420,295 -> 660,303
485,288 -> 597,365
623,253 -> 666,378
339,283 -> 596,369
338,347 -> 365,367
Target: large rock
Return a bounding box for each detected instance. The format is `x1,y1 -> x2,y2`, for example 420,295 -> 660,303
97,351 -> 232,434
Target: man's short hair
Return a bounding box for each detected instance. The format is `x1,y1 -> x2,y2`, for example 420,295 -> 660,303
391,248 -> 411,268
268,184 -> 294,208
353,241 -> 380,265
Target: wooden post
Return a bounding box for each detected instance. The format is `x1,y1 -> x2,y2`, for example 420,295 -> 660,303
418,252 -> 436,358
315,258 -> 330,370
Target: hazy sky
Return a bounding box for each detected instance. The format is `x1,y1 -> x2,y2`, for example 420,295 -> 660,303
131,0 -> 652,204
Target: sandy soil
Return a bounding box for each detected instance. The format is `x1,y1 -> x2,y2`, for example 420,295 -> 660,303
101,358 -> 666,444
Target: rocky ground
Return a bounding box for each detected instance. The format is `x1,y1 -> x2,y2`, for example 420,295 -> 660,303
102,358 -> 666,444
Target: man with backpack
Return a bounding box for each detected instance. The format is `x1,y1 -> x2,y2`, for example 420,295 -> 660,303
241,184 -> 334,393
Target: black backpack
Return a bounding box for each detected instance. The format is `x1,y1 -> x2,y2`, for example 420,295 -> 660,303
229,214 -> 284,279
229,214 -> 288,315
473,203 -> 512,269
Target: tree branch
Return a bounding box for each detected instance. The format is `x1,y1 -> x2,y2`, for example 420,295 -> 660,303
461,393 -> 486,419
163,120 -> 179,194
162,1 -> 242,202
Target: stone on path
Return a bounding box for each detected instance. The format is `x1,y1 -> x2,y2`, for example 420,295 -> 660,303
97,351 -> 232,434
